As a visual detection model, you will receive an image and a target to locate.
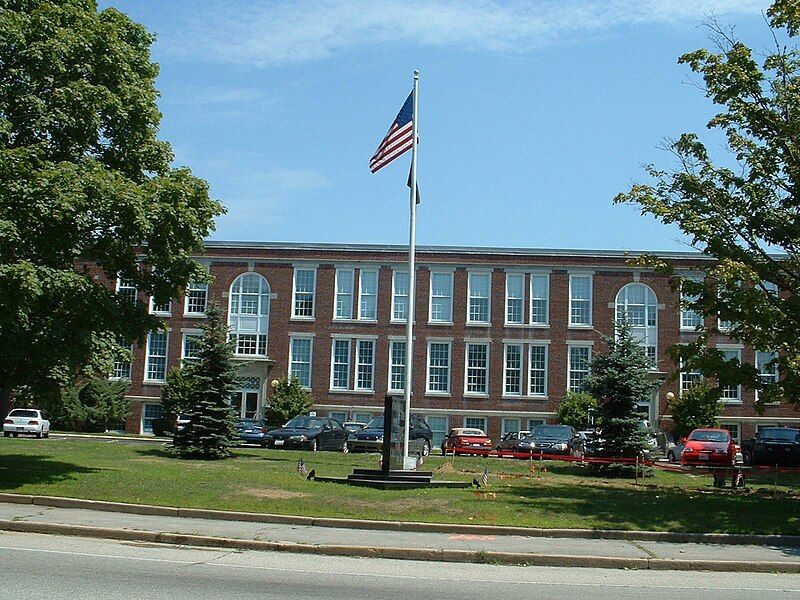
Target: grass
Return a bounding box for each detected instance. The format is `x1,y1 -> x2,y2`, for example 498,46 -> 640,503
1,437 -> 799,535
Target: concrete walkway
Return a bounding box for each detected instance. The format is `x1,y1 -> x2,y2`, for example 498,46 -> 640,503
0,497 -> 798,572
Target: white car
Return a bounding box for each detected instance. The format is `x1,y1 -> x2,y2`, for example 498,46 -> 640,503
3,408 -> 50,438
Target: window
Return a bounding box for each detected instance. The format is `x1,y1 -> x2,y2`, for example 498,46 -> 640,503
527,418 -> 545,430
505,274 -> 524,324
616,283 -> 658,367
356,339 -> 375,391
292,268 -> 316,319
569,274 -> 592,326
720,423 -> 740,443
149,296 -> 171,315
467,272 -> 491,324
145,331 -> 168,382
331,339 -> 351,390
529,344 -> 548,397
465,342 -> 489,394
290,337 -> 313,388
427,341 -> 451,393
502,418 -> 521,437
429,272 -> 453,323
680,279 -> 703,330
756,351 -> 779,403
182,332 -> 202,364
142,403 -> 163,434
116,278 -> 137,304
504,344 -> 522,396
717,280 -> 740,331
720,348 -> 742,403
464,416 -> 487,432
353,412 -> 372,424
568,345 -> 591,392
389,340 -> 406,392
679,359 -> 703,393
358,270 -> 378,320
228,273 -> 270,356
184,282 -> 208,315
329,411 -> 348,425
530,274 -> 549,325
426,415 -> 449,448
232,377 -> 260,419
111,340 -> 133,380
335,269 -> 354,319
392,271 -> 409,321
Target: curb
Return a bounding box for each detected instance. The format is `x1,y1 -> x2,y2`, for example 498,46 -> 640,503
1,492 -> 798,547
0,519 -> 797,573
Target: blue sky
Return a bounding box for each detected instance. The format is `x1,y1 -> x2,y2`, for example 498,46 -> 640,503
99,1 -> 774,252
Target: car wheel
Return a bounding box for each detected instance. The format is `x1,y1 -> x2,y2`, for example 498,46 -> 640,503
743,450 -> 754,466
667,450 -> 676,462
341,440 -> 349,453
422,441 -> 430,457
3,432 -> 9,438
35,431 -> 42,439
43,431 -> 49,438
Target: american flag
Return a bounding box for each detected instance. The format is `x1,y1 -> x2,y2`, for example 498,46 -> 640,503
481,467 -> 489,487
369,92 -> 414,173
297,458 -> 308,477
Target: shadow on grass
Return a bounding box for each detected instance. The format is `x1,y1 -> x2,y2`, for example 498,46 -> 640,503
0,454 -> 102,491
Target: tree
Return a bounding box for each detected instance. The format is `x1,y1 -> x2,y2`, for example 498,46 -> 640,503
173,306 -> 238,459
155,367 -> 196,435
0,1 -> 224,409
584,321 -> 657,474
556,392 -> 598,430
50,377 -> 129,432
266,377 -> 311,428
669,383 -> 723,440
615,1 -> 800,410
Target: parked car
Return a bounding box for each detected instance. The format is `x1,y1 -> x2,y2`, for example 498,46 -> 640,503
3,408 -> 50,438
262,416 -> 348,452
347,414 -> 433,456
342,422 -> 365,434
741,427 -> 800,467
680,428 -> 737,466
495,430 -> 531,455
667,439 -> 686,463
236,418 -> 268,446
441,428 -> 493,456
522,424 -> 582,456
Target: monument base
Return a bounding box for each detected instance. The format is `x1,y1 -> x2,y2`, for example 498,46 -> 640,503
314,468 -> 470,490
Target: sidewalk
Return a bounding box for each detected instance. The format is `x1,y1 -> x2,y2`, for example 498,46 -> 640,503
0,496 -> 798,572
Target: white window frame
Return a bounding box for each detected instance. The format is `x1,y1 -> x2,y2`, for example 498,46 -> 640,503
502,417 -> 521,437
530,273 -> 550,326
149,295 -> 172,316
528,344 -> 548,397
355,338 -> 376,391
227,272 -> 270,357
755,350 -> 779,404
503,343 -> 523,397
463,416 -> 487,432
183,282 -> 208,316
567,344 -> 591,393
141,402 -> 163,435
358,269 -> 379,321
464,341 -> 490,396
615,283 -> 658,368
718,346 -> 742,404
388,339 -> 406,393
334,268 -> 355,320
679,358 -> 703,394
289,335 -> 314,389
116,278 -> 138,304
429,271 -> 454,324
330,338 -> 351,391
680,278 -> 704,331
144,330 -> 169,383
291,267 -> 317,320
505,273 -> 524,325
426,340 -> 452,394
391,270 -> 409,323
181,330 -> 202,365
569,273 -> 593,328
467,271 -> 491,325
719,422 -> 741,443
111,340 -> 133,381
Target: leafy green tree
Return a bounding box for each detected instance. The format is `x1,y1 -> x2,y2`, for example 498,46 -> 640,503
50,377 -> 129,432
173,307 -> 238,459
669,383 -> 722,440
584,321 -> 657,475
556,392 -> 598,430
155,366 -> 196,436
266,377 -> 311,428
615,1 -> 800,410
0,1 -> 224,410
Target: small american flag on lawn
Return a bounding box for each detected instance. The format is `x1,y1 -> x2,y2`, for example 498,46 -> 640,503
369,91 -> 413,173
481,467 -> 489,487
297,458 -> 308,477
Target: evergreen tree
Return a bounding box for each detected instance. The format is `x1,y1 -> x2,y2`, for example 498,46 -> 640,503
173,306 -> 237,459
584,321 -> 657,474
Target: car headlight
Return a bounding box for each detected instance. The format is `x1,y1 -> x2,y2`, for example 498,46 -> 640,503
530,442 -> 537,448
557,443 -> 568,450
290,435 -> 307,442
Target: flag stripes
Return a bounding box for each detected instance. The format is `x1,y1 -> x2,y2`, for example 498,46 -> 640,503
369,92 -> 414,173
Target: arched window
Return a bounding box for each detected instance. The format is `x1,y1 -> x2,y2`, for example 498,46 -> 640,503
228,273 -> 270,356
615,283 -> 658,367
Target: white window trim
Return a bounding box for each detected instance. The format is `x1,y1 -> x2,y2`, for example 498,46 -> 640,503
462,416 -> 488,431
390,270 -> 410,324
140,402 -> 163,436
329,338 -> 351,391
717,345 -> 743,404
567,344 -> 592,393
357,269 -> 379,322
466,270 -> 492,325
528,343 -> 549,398
355,338 -> 376,391
333,268 -> 355,321
180,330 -> 203,364
144,329 -> 169,384
288,334 -> 314,390
426,339 -> 452,395
502,342 -> 524,397
505,272 -> 525,326
529,272 -> 550,326
388,339 -> 406,394
679,278 -> 704,331
463,341 -> 490,397
568,273 -> 593,328
183,282 -> 208,317
428,270 -> 454,325
755,350 -> 780,405
291,266 -> 317,321
149,296 -> 172,317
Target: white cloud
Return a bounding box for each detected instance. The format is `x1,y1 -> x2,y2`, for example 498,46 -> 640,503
161,0 -> 768,66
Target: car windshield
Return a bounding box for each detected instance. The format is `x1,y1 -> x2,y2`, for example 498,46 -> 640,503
528,425 -> 571,440
237,419 -> 262,427
689,430 -> 729,442
365,417 -> 384,430
8,409 -> 37,418
760,428 -> 800,441
284,417 -> 323,430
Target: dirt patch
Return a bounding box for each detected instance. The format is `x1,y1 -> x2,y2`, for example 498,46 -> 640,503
237,486 -> 308,500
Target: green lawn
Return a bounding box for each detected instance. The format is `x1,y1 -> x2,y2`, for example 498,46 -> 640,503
1,438 -> 798,535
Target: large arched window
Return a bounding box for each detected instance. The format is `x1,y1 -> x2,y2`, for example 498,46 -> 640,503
615,283 -> 658,367
228,273 -> 270,356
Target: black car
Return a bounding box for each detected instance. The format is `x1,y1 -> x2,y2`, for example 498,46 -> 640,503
741,427 -> 800,466
347,414 -> 433,456
262,416 -> 348,452
522,424 -> 582,456
495,430 -> 531,455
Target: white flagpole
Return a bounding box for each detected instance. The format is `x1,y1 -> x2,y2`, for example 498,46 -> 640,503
402,70 -> 419,466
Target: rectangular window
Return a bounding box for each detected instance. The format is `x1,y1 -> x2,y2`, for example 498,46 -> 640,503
232,333 -> 266,356
111,341 -> 133,380
290,337 -> 313,388
502,418 -> 521,437
530,274 -> 549,325
468,272 -> 491,324
149,297 -> 171,315
720,423 -> 740,443
465,342 -> 489,394
720,348 -> 741,403
505,274 -> 524,324
569,274 -> 592,326
427,341 -> 451,393
335,269 -> 354,320
464,416 -> 487,432
331,339 -> 350,390
358,270 -> 378,320
429,272 -> 453,323
679,359 -> 703,393
504,344 -> 522,396
568,345 -> 591,392
389,340 -> 406,392
184,282 -> 208,315
680,280 -> 703,330
356,339 -> 375,391
293,268 -> 316,319
426,415 -> 449,448
353,412 -> 372,424
392,271 -> 409,322
182,332 -> 202,364
145,331 -> 168,382
529,344 -> 548,396
329,411 -> 348,425
117,278 -> 138,304
528,418 -> 546,430
142,403 -> 163,435
755,351 -> 778,403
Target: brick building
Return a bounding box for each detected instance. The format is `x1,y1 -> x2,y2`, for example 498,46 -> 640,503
116,241 -> 798,446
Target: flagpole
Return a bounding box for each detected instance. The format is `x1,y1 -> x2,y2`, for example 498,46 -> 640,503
403,70 -> 419,466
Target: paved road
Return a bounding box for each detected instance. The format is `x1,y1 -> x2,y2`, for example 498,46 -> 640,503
1,531 -> 798,600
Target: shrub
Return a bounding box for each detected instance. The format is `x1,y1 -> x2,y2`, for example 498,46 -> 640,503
51,378 -> 129,432
556,392 -> 598,429
669,383 -> 722,440
266,377 -> 312,428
